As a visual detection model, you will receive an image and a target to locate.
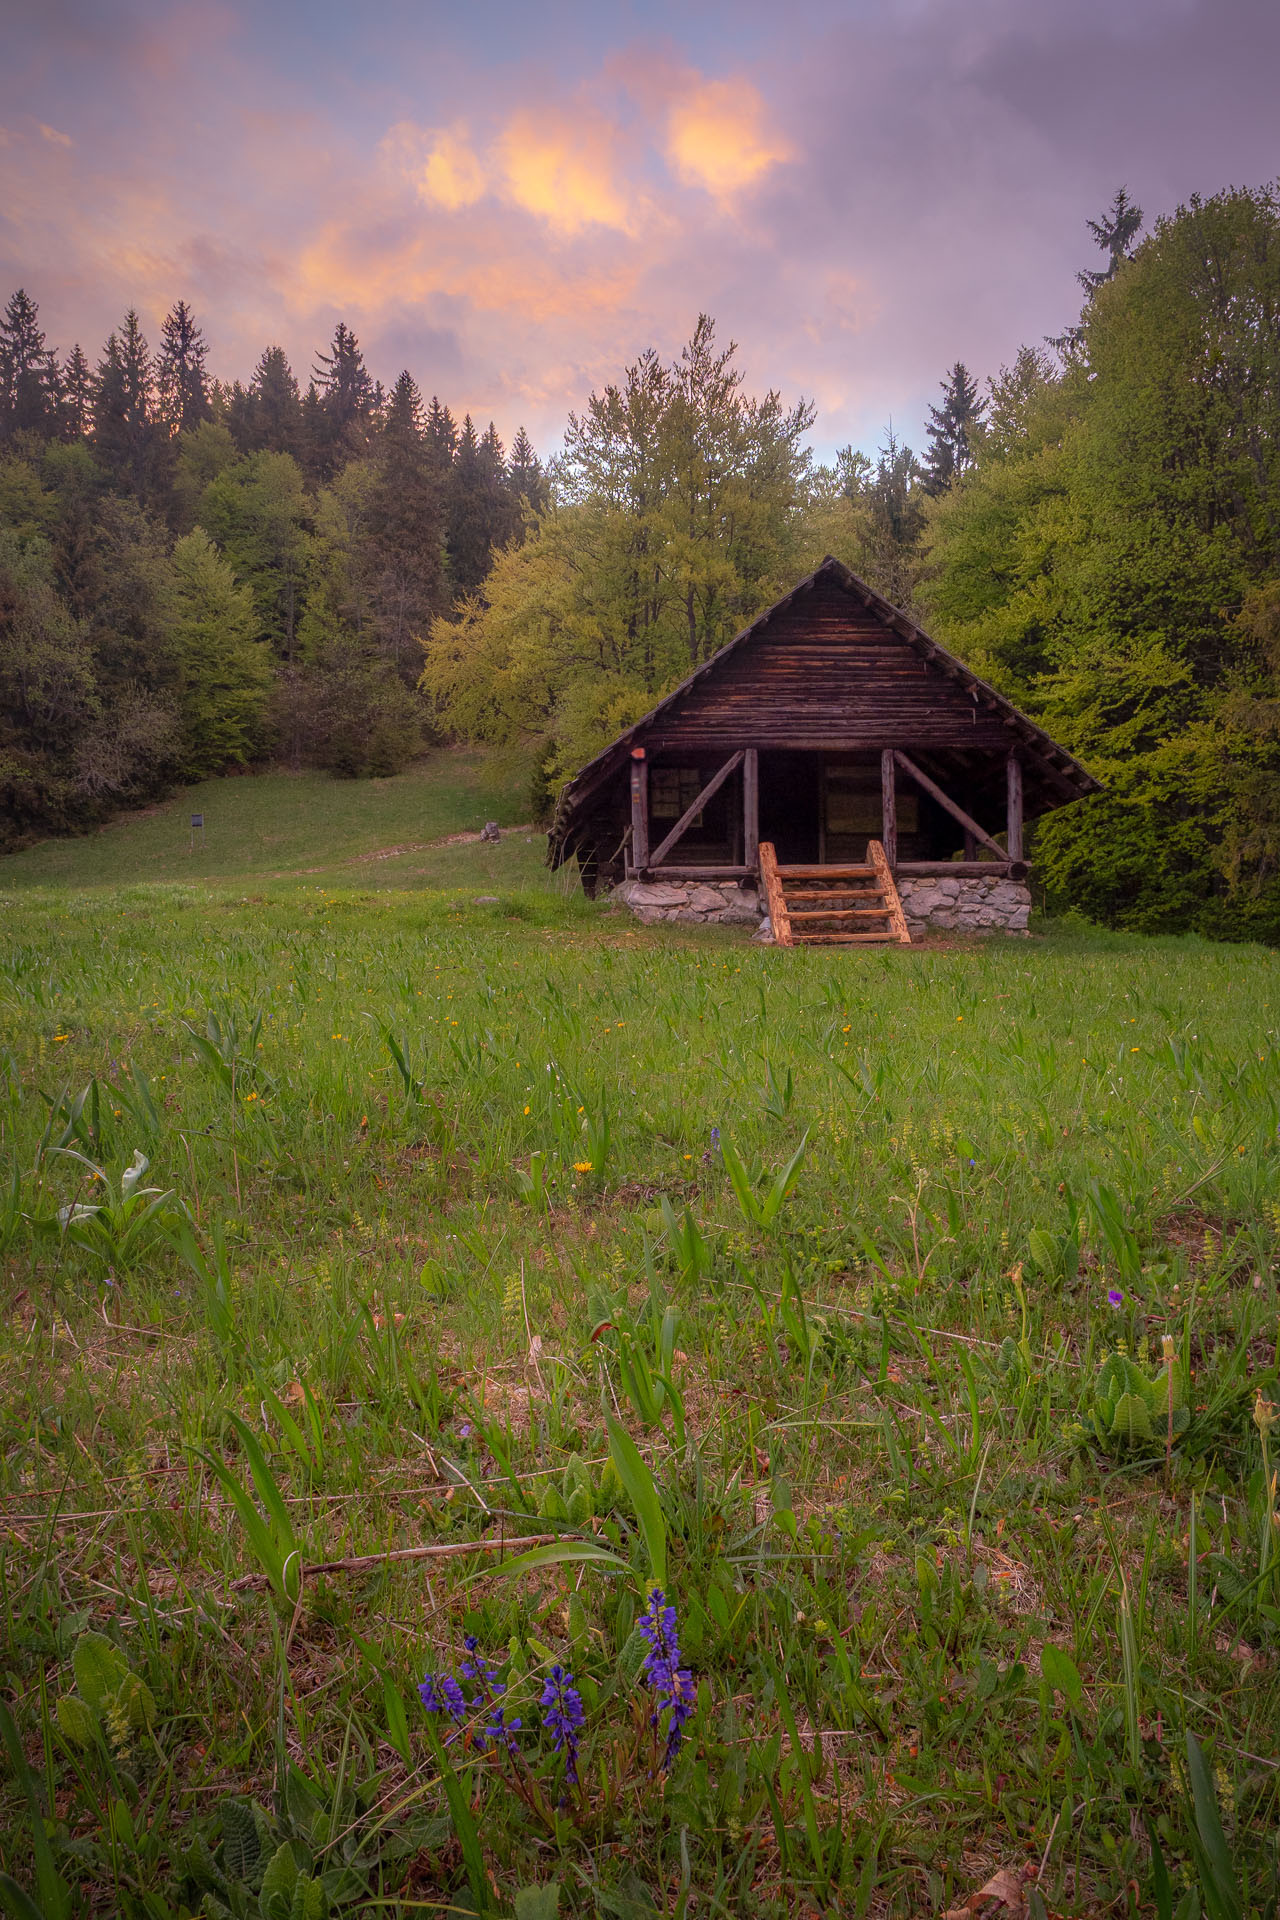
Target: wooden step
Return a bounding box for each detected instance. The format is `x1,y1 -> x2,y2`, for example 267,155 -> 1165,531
758,839 -> 912,949
785,888 -> 883,901
793,932 -> 902,944
788,907 -> 892,921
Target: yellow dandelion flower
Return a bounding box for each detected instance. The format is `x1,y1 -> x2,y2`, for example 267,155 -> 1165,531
524,1105 -> 531,1115
573,1160 -> 594,1174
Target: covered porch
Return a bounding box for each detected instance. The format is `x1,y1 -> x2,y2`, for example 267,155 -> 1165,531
623,743 -> 1028,883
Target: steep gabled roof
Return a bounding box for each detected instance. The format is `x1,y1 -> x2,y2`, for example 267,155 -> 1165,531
549,555 -> 1099,865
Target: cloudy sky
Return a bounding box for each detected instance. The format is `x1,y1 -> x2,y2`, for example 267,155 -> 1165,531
2,0 -> 1278,460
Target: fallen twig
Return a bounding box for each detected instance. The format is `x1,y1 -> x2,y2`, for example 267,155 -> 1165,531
228,1532 -> 560,1591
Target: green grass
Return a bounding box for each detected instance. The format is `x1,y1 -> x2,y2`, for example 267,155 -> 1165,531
0,746 -> 534,892
2,787 -> 1279,1918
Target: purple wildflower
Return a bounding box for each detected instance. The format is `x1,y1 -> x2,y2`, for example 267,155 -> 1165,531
710,1127 -> 721,1151
638,1587 -> 696,1771
540,1665 -> 585,1783
460,1635 -> 503,1693
477,1703 -> 522,1755
1107,1288 -> 1124,1307
418,1671 -> 466,1722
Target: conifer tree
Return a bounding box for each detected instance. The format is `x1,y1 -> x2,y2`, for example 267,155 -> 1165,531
508,426 -> 547,511
60,345 -> 93,440
0,288 -> 61,443
169,526 -> 272,773
922,363 -> 984,495
155,300 -> 211,436
245,346 -> 303,456
1078,188 -> 1144,292
310,322 -> 376,475
93,311 -> 156,498
366,370 -> 446,673
446,414 -> 493,597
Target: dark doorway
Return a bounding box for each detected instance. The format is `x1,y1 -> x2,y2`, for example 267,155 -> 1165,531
758,752 -> 820,863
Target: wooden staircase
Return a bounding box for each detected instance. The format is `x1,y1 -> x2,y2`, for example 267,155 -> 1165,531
759,840 -> 911,947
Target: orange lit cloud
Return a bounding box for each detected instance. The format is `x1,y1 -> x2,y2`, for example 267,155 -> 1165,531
496,109 -> 633,234
414,127 -> 486,211
664,77 -> 792,199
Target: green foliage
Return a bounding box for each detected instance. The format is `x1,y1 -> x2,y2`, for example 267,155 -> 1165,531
170,527 -> 273,776
56,1630 -> 157,1756
1086,1350 -> 1190,1453
422,316 -> 814,784
924,184 -> 1280,939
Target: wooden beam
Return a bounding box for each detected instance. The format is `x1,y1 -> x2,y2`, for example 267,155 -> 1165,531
758,842 -> 792,946
637,864 -> 755,879
897,860 -> 1028,879
893,749 -> 1007,861
1006,751 -> 1024,861
649,751 -> 743,868
868,838 -> 912,944
628,752 -> 649,874
880,747 -> 897,867
743,747 -> 759,874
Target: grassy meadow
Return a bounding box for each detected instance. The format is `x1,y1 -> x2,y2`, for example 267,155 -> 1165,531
1,761 -> 1279,1919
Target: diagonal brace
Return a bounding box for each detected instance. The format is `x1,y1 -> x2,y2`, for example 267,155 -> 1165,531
649,752 -> 744,867
893,749 -> 1007,860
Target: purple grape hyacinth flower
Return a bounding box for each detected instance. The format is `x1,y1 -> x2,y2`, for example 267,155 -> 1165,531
638,1587 -> 696,1771
540,1664 -> 585,1783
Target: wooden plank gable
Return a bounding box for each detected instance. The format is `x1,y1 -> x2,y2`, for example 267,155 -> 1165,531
644,575 -> 1011,753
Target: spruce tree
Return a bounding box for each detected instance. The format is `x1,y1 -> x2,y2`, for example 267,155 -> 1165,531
366,370 -> 446,674
0,288 -> 61,442
508,426 -> 547,511
246,345 -> 303,456
93,311 -> 156,498
155,300 -> 211,436
1078,187 -> 1144,292
310,322 -> 376,475
922,363 -> 984,495
446,414 -> 492,597
60,345 -> 93,440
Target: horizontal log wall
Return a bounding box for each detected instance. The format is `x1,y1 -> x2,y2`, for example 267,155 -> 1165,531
643,578 -> 1014,754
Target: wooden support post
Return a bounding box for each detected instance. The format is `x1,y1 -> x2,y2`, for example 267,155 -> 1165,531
1006,751 -> 1024,862
880,747 -> 897,868
628,750 -> 649,874
893,749 -> 1007,862
744,747 -> 759,874
964,829 -> 978,861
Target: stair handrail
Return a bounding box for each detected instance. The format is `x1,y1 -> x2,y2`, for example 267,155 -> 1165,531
758,842 -> 793,947
867,840 -> 912,945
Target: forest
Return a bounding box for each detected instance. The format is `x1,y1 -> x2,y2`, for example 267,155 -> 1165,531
2,182 -> 1279,937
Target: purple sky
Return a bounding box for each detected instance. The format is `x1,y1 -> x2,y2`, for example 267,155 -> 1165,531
2,0 -> 1278,460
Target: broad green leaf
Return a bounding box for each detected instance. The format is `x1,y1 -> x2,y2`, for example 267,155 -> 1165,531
55,1693 -> 97,1748
515,1884 -> 561,1920
487,1540 -> 628,1582
1040,1644 -> 1083,1709
70,1631 -> 129,1718
1185,1733 -> 1243,1920
606,1415 -> 667,1589
258,1840 -> 300,1920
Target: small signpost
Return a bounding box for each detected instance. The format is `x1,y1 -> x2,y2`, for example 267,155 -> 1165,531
190,812 -> 205,854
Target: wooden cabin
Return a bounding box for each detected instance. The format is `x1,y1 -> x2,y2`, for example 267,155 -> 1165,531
547,557 -> 1099,944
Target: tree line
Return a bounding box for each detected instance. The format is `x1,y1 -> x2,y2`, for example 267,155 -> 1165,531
5,181 -> 1280,939
0,296 -> 546,845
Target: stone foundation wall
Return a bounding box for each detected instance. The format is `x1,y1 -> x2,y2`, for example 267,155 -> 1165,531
614,877 -> 762,927
896,873 -> 1031,936
612,872 -> 1031,938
